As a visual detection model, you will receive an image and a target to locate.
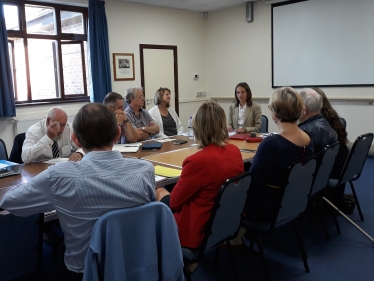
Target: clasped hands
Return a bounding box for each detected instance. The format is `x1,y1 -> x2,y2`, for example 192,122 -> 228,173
227,125 -> 247,134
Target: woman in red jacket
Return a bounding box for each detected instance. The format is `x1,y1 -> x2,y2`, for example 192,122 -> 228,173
156,101 -> 244,250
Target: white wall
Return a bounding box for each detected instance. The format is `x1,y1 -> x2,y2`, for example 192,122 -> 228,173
105,0 -> 208,128
205,2 -> 374,141
1,0 -> 373,153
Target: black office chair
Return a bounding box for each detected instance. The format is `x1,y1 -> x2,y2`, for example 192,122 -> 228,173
9,133 -> 26,164
0,139 -> 8,160
327,133 -> 374,221
260,115 -> 268,133
182,172 -> 251,281
242,156 -> 317,280
339,117 -> 347,129
309,142 -> 341,240
0,213 -> 43,281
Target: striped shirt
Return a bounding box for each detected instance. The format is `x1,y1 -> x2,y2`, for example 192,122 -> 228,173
0,150 -> 156,273
125,106 -> 155,141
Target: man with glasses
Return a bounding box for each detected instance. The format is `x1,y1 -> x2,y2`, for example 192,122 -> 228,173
125,86 -> 160,141
22,106 -> 84,164
103,92 -> 137,143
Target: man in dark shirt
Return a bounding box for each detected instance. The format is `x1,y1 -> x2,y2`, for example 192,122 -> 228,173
298,88 -> 338,154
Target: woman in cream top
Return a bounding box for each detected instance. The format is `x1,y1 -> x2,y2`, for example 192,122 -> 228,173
148,87 -> 184,137
227,82 -> 262,133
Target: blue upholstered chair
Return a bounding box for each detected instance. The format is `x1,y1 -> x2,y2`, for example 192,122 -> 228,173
260,115 -> 268,133
0,213 -> 43,281
0,139 -> 8,160
83,202 -> 184,281
182,172 -> 251,281
242,156 -> 317,280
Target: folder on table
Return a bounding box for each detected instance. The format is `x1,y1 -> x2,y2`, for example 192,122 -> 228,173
0,160 -> 22,178
154,166 -> 182,177
113,143 -> 142,153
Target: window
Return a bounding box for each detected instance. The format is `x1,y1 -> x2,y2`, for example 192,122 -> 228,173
4,1 -> 89,104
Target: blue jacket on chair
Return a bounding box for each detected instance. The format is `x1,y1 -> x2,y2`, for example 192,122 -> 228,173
83,202 -> 184,281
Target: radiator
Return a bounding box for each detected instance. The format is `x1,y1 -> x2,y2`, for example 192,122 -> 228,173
14,115 -> 76,135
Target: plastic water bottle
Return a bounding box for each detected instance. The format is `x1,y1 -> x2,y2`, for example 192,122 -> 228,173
187,116 -> 194,139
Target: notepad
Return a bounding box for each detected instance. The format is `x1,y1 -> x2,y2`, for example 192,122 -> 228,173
43,158 -> 69,164
154,166 -> 182,177
113,143 -> 142,153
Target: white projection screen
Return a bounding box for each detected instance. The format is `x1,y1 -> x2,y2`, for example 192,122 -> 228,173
272,0 -> 374,87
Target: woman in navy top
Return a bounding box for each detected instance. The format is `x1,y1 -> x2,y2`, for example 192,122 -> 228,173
244,87 -> 314,223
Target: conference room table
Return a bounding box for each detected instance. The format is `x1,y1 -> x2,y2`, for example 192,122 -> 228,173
0,134 -> 261,204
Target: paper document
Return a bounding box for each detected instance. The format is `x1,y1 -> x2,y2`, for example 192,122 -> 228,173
113,143 -> 142,153
43,158 -> 69,164
154,166 -> 182,177
155,175 -> 166,182
155,138 -> 176,143
228,132 -> 236,137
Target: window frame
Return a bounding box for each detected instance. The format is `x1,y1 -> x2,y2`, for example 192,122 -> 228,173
4,0 -> 90,106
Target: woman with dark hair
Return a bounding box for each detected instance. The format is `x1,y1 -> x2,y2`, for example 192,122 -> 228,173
313,88 -> 348,144
156,101 -> 243,250
149,87 -> 184,137
227,82 -> 262,133
314,88 -> 352,212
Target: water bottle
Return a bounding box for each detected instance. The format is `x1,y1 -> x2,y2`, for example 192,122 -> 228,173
187,116 -> 194,139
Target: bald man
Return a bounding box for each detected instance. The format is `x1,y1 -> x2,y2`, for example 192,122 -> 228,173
22,107 -> 84,164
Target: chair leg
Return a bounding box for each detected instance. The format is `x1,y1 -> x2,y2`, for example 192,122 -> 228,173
316,199 -> 330,241
293,220 -> 310,273
183,263 -> 192,281
255,234 -> 271,281
214,247 -> 220,267
349,181 -> 364,221
325,190 -> 341,234
226,240 -> 240,281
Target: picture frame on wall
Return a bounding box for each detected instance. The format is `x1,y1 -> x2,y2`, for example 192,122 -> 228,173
113,53 -> 135,81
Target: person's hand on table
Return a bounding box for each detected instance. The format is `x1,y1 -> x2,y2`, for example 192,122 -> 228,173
227,125 -> 233,132
236,128 -> 247,134
68,152 -> 83,162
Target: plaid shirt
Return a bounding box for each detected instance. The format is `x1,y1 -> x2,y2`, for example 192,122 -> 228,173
125,106 -> 155,141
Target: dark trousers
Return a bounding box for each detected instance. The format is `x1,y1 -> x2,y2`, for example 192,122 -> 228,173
55,240 -> 84,281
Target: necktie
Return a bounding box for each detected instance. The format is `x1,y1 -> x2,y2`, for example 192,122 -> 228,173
52,141 -> 59,158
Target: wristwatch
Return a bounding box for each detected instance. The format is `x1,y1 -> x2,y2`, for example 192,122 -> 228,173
124,119 -> 129,124
141,127 -> 146,132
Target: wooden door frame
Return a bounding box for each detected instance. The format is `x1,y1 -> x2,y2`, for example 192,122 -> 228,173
139,44 -> 179,114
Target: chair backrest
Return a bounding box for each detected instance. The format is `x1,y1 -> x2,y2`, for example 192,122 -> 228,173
0,213 -> 43,281
9,133 -> 26,164
311,142 -> 340,195
200,172 -> 251,253
339,133 -> 373,185
0,139 -> 8,160
83,202 -> 184,281
339,117 -> 347,129
276,156 -> 317,226
260,115 -> 268,133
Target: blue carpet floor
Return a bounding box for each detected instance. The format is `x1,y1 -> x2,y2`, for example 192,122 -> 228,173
15,157 -> 374,281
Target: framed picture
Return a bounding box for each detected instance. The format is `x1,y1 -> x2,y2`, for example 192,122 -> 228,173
113,53 -> 135,81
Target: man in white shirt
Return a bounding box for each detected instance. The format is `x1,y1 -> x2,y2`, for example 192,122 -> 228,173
22,107 -> 84,164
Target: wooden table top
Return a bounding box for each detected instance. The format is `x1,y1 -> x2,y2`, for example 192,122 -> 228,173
0,134 -> 260,195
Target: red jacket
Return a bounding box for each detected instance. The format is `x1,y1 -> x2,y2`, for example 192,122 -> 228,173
170,143 -> 244,248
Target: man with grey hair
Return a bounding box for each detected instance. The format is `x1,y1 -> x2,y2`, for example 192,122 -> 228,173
125,86 -> 160,141
22,106 -> 84,164
103,92 -> 137,143
298,88 -> 337,154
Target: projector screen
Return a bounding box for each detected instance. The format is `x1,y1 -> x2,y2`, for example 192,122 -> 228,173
272,0 -> 374,87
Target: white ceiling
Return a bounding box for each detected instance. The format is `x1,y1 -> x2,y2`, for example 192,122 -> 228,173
118,0 -> 261,12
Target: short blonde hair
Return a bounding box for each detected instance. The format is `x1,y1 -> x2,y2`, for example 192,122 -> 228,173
153,87 -> 171,107
269,87 -> 302,123
193,101 -> 228,148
